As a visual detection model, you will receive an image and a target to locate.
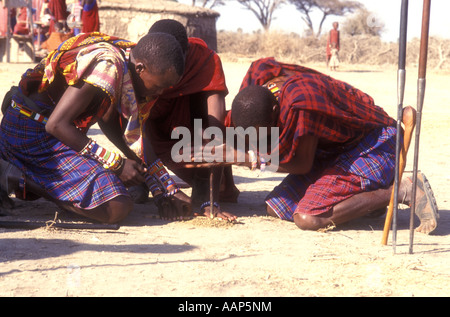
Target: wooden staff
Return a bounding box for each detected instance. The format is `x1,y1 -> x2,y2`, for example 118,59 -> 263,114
382,0 -> 410,248
382,107 -> 416,246
409,0 -> 431,254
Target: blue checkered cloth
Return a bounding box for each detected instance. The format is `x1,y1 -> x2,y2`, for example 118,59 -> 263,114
0,97 -> 129,209
266,126 -> 399,221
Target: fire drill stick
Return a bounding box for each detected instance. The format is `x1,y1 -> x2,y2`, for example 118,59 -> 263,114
409,0 -> 431,254
0,220 -> 120,230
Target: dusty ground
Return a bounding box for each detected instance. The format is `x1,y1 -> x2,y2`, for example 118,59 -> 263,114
0,59 -> 449,298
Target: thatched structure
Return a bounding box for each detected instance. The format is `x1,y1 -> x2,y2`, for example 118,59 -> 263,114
99,0 -> 220,51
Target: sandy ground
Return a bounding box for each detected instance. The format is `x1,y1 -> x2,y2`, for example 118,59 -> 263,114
0,59 -> 449,298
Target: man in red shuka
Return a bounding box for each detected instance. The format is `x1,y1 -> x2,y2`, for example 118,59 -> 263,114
226,57 -> 438,233
326,22 -> 340,69
127,20 -> 239,221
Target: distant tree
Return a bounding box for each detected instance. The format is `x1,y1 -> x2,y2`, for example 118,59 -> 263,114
342,8 -> 385,37
289,0 -> 361,37
190,0 -> 225,9
237,0 -> 286,31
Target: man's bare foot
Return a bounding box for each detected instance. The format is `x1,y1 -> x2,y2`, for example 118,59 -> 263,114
195,202 -> 238,222
405,172 -> 439,234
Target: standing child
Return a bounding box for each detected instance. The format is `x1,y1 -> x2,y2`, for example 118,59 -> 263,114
329,42 -> 340,71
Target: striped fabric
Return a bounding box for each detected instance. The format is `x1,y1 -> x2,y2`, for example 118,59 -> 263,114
21,32 -> 139,138
266,126 -> 398,220
1,105 -> 129,209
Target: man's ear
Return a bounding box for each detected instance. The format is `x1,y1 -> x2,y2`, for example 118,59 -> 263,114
271,103 -> 280,125
272,103 -> 279,115
135,62 -> 145,74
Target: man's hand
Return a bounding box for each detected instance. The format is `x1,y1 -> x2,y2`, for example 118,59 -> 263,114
117,159 -> 146,186
156,191 -> 192,220
173,143 -> 242,169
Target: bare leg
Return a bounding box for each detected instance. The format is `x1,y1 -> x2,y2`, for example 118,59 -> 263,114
267,173 -> 438,233
293,186 -> 392,230
265,184 -> 392,227
57,195 -> 133,224
191,166 -> 237,221
25,177 -> 133,223
218,165 -> 240,203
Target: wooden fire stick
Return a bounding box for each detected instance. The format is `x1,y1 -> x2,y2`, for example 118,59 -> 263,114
0,220 -> 120,230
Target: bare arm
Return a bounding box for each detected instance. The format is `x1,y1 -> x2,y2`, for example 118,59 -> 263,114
206,91 -> 226,132
45,81 -> 95,151
45,81 -> 146,185
275,135 -> 318,174
97,104 -> 141,163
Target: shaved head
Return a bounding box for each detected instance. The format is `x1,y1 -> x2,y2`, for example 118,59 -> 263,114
231,85 -> 277,129
132,32 -> 185,77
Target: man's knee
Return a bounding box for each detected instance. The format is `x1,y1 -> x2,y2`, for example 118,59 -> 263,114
266,205 -> 278,218
293,213 -> 327,231
104,196 -> 133,224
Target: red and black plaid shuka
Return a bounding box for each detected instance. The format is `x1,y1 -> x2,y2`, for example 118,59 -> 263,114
237,58 -> 398,221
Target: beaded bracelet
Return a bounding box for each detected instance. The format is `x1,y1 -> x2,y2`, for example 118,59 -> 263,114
147,159 -> 180,197
144,173 -> 164,197
200,201 -> 220,211
80,138 -> 124,171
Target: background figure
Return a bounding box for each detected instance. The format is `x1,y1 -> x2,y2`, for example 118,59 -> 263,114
81,0 -> 100,33
329,43 -> 340,71
9,8 -> 17,33
67,0 -> 83,36
48,0 -> 69,34
326,22 -> 340,69
13,7 -> 30,35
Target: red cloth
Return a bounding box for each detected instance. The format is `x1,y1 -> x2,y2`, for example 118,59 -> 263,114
48,0 -> 68,21
48,0 -> 68,33
81,0 -> 100,32
232,57 -> 395,164
145,37 -> 228,161
326,29 -> 340,58
13,7 -> 29,35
